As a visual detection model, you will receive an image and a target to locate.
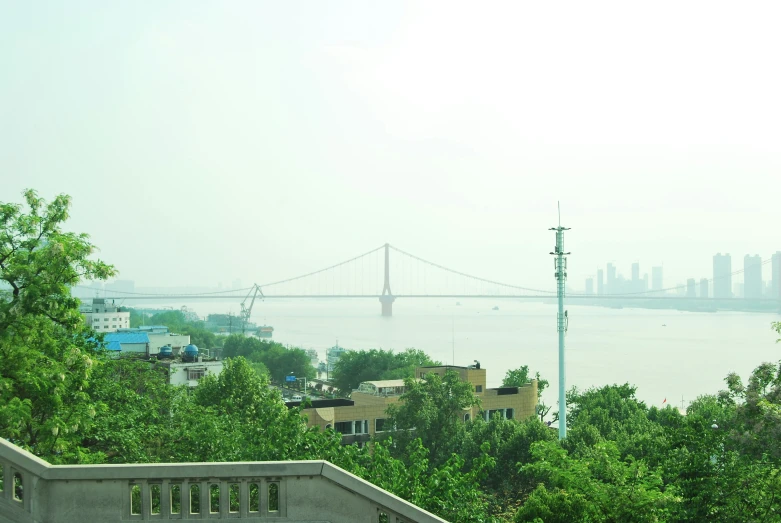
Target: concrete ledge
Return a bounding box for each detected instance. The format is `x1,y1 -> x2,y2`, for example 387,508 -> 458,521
320,462 -> 446,523
1,438 -> 449,522
0,439 -> 49,477
44,460 -> 327,481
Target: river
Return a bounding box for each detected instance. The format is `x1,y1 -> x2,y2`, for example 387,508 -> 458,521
138,298 -> 780,412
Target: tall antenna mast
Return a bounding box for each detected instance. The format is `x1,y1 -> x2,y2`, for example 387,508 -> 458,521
549,201 -> 571,440
451,315 -> 455,365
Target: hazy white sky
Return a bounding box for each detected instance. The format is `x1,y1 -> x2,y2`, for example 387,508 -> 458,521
2,1 -> 780,291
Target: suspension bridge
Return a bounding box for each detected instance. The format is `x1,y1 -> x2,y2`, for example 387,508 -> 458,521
86,244 -> 781,316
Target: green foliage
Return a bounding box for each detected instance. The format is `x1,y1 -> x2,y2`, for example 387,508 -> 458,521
502,365 -> 550,421
350,438 -> 495,523
221,335 -> 315,383
80,357 -> 178,463
385,370 -> 478,466
516,440 -> 677,522
0,190 -> 115,462
129,309 -> 218,349
0,190 -> 115,331
330,348 -> 439,394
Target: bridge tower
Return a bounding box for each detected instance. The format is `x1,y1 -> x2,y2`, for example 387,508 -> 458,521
379,243 -> 395,316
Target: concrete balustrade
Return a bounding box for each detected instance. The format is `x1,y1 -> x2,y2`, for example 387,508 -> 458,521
0,438 -> 446,523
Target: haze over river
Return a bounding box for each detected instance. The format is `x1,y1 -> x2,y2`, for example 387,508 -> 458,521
142,299 -> 780,413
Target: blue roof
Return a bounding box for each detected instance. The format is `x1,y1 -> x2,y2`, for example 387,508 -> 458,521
104,332 -> 150,344
105,340 -> 122,351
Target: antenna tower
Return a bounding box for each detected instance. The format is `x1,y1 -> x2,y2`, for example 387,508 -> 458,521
549,202 -> 571,440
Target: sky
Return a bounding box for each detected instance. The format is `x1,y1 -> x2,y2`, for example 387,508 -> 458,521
2,1 -> 780,292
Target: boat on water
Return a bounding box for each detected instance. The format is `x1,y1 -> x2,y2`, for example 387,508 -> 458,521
258,325 -> 274,338
492,306 -> 499,311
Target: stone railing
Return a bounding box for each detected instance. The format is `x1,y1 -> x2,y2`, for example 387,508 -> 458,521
0,438 -> 446,523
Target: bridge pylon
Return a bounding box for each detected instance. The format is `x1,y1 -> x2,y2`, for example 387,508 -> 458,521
380,243 -> 395,316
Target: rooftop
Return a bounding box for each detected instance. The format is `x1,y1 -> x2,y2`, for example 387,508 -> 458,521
104,332 -> 150,344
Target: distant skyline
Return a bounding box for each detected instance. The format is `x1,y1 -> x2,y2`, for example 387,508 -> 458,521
2,1 -> 780,290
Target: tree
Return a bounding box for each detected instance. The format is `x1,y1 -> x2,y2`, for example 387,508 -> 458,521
0,190 -> 115,462
350,437 -> 495,523
385,371 -> 479,466
502,365 -> 550,422
515,440 -> 677,522
0,190 -> 114,331
80,358 -> 180,464
331,348 -> 439,394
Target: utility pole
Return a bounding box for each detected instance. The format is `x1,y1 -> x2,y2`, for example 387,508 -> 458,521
549,202 -> 571,440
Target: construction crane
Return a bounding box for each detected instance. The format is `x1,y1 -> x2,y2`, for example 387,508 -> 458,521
240,284 -> 264,334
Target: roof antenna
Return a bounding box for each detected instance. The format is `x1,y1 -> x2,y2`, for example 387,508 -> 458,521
558,200 -> 561,227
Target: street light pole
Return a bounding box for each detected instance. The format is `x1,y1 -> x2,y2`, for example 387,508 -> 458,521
549,203 -> 571,440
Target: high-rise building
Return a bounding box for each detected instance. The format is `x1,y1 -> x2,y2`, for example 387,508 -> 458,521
699,278 -> 709,298
713,253 -> 732,299
686,278 -> 696,298
631,262 -> 640,292
596,269 -> 604,295
651,266 -> 663,293
585,278 -> 594,295
772,251 -> 781,299
744,255 -> 763,299
606,263 -> 616,295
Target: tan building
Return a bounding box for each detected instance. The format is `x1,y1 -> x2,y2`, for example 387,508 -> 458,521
298,364 -> 538,445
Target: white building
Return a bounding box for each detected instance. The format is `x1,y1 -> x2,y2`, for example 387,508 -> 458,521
103,331 -> 150,354
117,326 -> 190,356
83,298 -> 130,333
165,360 -> 224,387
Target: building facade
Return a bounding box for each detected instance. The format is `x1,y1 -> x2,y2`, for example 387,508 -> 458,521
596,269 -> 604,295
165,360 -> 224,387
117,325 -> 190,356
686,279 -> 696,298
651,266 -> 663,293
83,298 -> 130,332
713,253 -> 732,299
699,278 -> 709,298
743,254 -> 763,300
300,365 -> 538,446
772,251 -> 781,299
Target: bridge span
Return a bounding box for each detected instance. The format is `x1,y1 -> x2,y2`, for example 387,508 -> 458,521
84,243 -> 781,316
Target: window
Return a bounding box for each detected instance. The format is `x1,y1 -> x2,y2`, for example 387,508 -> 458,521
190,484 -> 200,514
249,483 -> 260,512
483,408 -> 513,421
375,418 -> 386,433
334,421 -> 354,435
130,484 -> 141,515
150,484 -> 161,515
229,484 -> 240,513
464,413 -> 471,422
170,484 -> 181,515
209,484 -> 219,513
354,420 -> 369,434
268,483 -> 279,512
475,385 -> 483,393
188,368 -> 206,380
